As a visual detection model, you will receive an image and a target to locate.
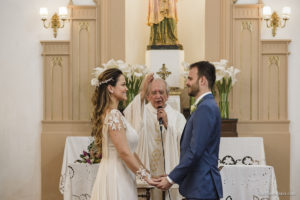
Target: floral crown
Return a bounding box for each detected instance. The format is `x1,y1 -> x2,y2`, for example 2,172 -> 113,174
90,66 -> 114,87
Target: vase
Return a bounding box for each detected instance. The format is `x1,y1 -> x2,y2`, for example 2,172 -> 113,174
219,92 -> 229,119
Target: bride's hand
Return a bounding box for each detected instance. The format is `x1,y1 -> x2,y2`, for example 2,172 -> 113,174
151,174 -> 167,179
145,177 -> 159,186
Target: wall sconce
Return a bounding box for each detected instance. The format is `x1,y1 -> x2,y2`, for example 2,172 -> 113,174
262,6 -> 291,37
40,7 -> 68,38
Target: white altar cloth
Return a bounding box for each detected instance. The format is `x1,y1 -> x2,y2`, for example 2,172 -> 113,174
62,164 -> 279,200
219,137 -> 266,165
220,165 -> 279,200
59,136 -> 94,194
60,137 -> 278,200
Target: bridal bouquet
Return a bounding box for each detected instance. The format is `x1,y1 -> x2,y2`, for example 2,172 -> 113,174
91,59 -> 148,109
75,141 -> 101,164
212,59 -> 240,119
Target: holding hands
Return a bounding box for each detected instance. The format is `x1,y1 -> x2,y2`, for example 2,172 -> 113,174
146,174 -> 173,191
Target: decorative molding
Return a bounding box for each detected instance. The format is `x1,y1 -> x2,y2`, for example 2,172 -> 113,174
268,55 -> 280,67
51,56 -> 63,67
69,6 -> 97,20
51,57 -> 64,120
234,4 -> 262,19
79,22 -> 90,32
261,40 -> 291,55
41,41 -> 70,55
77,21 -> 90,120
41,42 -> 70,122
238,120 -> 290,134
42,120 -> 91,133
261,40 -> 289,122
267,56 -> 280,120
241,21 -> 253,32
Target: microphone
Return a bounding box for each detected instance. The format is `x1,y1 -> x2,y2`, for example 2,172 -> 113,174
157,105 -> 171,200
157,106 -> 163,126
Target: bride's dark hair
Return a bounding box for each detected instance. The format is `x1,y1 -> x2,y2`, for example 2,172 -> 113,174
91,68 -> 123,156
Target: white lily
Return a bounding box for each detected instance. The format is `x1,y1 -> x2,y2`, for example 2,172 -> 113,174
134,72 -> 143,77
93,67 -> 105,78
213,59 -> 240,119
181,61 -> 190,79
103,59 -> 118,69
220,59 -> 228,66
215,65 -> 226,81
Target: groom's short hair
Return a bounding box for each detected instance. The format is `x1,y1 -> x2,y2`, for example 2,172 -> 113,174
190,61 -> 216,89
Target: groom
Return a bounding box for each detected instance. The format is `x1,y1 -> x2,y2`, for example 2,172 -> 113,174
155,61 -> 223,200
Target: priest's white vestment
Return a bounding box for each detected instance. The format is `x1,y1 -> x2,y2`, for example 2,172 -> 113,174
124,94 -> 186,200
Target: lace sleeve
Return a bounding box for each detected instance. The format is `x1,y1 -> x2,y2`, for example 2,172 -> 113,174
106,109 -> 126,131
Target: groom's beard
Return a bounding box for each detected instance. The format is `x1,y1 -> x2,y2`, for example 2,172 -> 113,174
188,82 -> 200,97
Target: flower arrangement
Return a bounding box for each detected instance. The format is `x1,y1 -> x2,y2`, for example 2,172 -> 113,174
212,59 -> 240,119
75,141 -> 101,164
91,59 -> 148,109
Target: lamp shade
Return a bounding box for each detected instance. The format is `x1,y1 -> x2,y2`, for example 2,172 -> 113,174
282,7 -> 291,19
263,6 -> 272,19
59,7 -> 68,18
40,7 -> 48,19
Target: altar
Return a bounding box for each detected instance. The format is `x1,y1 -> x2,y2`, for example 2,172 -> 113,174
59,137 -> 279,200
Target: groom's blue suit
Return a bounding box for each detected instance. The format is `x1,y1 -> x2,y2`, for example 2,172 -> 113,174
168,93 -> 223,200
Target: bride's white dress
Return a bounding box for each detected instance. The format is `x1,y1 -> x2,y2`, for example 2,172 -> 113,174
90,109 -> 139,200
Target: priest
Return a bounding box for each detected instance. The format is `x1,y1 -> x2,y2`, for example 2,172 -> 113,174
124,73 -> 186,200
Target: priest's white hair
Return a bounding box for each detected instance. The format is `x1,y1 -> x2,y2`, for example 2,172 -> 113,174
146,78 -> 169,96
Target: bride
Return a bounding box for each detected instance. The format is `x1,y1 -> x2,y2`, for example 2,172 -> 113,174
90,68 -> 155,200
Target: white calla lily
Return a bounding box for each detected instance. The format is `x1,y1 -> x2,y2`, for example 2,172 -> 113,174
213,59 -> 240,119
93,67 -> 105,78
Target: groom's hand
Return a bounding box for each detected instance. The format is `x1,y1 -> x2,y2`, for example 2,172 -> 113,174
151,174 -> 167,179
156,177 -> 172,191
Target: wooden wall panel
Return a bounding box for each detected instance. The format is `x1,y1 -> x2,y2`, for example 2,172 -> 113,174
232,5 -> 262,120
260,40 -> 290,121
70,6 -> 97,120
41,41 -> 70,121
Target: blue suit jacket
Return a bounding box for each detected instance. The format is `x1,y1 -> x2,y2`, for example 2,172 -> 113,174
169,94 -> 223,199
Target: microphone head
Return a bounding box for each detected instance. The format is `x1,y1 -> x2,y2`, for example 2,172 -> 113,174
157,106 -> 163,125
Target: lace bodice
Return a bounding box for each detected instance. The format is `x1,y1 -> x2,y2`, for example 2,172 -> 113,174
103,109 -> 138,155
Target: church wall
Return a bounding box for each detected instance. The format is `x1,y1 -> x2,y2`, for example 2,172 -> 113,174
0,0 -> 70,200
260,1 -> 300,199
